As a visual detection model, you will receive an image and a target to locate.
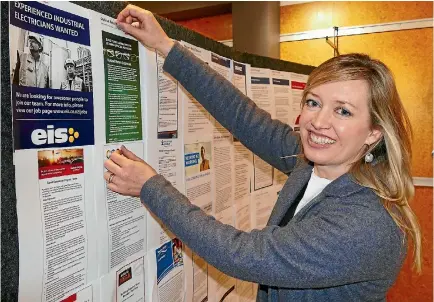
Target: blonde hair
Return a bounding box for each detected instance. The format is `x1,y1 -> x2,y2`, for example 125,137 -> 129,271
302,53 -> 421,273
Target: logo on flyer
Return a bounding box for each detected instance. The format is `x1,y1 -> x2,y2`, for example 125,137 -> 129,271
31,125 -> 80,146
14,120 -> 93,150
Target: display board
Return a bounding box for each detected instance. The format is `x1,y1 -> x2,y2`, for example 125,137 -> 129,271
1,2 -> 316,301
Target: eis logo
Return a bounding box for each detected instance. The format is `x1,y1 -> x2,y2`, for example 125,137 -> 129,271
31,125 -> 80,145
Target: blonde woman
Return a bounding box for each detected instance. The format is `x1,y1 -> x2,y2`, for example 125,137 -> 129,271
104,5 -> 421,301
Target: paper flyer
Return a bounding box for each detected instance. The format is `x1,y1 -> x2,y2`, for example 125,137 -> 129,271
95,142 -> 147,275
180,41 -> 213,140
145,138 -> 183,250
251,185 -> 280,229
233,142 -> 253,204
102,30 -> 143,143
60,282 -> 99,302
100,254 -> 147,302
208,266 -> 236,302
235,280 -> 255,302
253,154 -> 273,191
156,51 -> 179,139
184,141 -> 214,214
147,239 -> 185,302
116,257 -> 146,302
192,253 -> 208,302
9,1 -> 94,151
249,67 -> 275,117
15,145 -> 98,302
232,61 -> 252,98
271,70 -> 292,125
290,72 -> 308,130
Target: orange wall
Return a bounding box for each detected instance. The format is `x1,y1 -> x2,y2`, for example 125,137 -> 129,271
176,2 -> 433,301
280,1 -> 433,34
387,186 -> 433,302
177,13 -> 232,41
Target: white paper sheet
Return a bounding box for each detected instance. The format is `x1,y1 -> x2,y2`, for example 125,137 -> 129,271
95,142 -> 147,275
100,253 -> 147,302
184,141 -> 214,215
250,67 -> 275,117
147,239 -> 185,302
290,73 -> 308,129
16,146 -> 98,302
271,70 -> 292,125
251,185 -> 280,230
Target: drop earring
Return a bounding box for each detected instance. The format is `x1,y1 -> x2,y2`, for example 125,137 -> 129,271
365,152 -> 374,163
364,144 -> 374,163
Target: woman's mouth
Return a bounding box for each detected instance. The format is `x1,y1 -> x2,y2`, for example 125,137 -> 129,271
309,132 -> 336,145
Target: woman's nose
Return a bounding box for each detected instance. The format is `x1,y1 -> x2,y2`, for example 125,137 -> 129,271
311,109 -> 331,129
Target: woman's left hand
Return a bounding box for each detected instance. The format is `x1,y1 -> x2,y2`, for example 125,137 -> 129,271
104,145 -> 157,197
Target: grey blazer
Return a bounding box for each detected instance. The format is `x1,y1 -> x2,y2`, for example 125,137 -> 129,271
140,42 -> 406,301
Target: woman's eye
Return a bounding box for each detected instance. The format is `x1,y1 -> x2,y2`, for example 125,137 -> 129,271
306,99 -> 320,107
336,107 -> 352,117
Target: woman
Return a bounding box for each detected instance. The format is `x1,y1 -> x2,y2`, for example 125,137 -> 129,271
104,5 -> 421,301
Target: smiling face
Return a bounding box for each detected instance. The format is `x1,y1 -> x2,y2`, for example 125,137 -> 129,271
299,80 -> 382,179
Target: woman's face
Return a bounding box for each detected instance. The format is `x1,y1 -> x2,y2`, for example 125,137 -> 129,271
299,80 -> 382,178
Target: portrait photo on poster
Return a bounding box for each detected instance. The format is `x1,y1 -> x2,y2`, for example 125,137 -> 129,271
10,26 -> 93,92
184,141 -> 212,178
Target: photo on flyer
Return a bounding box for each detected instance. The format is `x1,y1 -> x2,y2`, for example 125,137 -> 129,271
9,1 -> 95,150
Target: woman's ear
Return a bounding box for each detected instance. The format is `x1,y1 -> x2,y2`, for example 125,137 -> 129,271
365,125 -> 383,146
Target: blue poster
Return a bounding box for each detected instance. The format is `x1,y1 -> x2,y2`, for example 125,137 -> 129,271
156,238 -> 183,284
9,1 -> 94,150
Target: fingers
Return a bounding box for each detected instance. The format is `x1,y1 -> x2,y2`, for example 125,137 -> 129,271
117,4 -> 151,24
107,182 -> 121,194
103,171 -> 114,183
120,145 -> 144,162
116,22 -> 143,39
104,157 -> 122,174
109,151 -> 131,167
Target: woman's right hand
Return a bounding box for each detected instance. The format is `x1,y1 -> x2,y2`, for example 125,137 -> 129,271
116,4 -> 174,56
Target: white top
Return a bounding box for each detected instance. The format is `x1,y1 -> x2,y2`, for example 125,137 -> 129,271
294,169 -> 332,216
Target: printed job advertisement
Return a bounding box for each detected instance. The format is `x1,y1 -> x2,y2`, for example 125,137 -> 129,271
38,148 -> 88,302
156,51 -> 178,139
15,145 -> 98,302
100,254 -> 147,302
209,52 -> 233,140
290,73 -> 308,130
250,67 -> 275,117
97,142 -> 147,274
102,30 -> 142,143
212,137 -> 235,222
253,154 -> 273,191
146,138 -> 182,250
180,41 -> 213,139
184,141 -> 214,215
234,197 -> 251,232
232,61 -> 251,97
116,257 -> 146,302
148,239 -> 185,302
236,279 -> 255,302
208,265 -> 236,302
192,253 -> 208,302
60,283 -> 96,302
181,41 -> 211,63
271,70 -> 292,124
233,142 -> 253,204
274,169 -> 289,186
251,185 -> 280,229
9,1 -> 94,150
